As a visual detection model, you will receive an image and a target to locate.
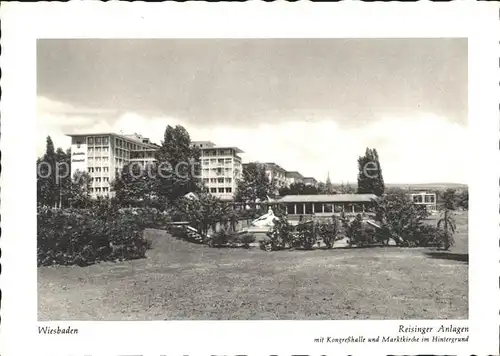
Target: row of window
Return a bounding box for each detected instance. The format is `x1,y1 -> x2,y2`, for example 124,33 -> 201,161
210,187 -> 232,193
130,151 -> 155,159
88,167 -> 109,173
87,136 -> 110,145
90,187 -> 110,194
115,148 -> 131,159
115,138 -> 144,151
286,203 -> 369,214
91,177 -> 110,183
88,157 -> 109,164
201,150 -> 237,157
203,178 -> 232,184
88,147 -> 110,155
202,158 -> 233,165
412,195 -> 436,203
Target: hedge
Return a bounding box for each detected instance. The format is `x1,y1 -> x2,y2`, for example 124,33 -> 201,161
37,207 -> 148,267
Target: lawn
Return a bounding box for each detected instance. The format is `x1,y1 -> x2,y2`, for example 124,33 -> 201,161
38,212 -> 468,320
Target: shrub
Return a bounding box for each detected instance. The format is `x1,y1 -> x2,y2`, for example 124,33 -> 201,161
372,193 -> 430,246
316,217 -> 339,248
408,224 -> 443,247
206,229 -> 239,248
37,206 -> 147,267
119,207 -> 171,230
265,215 -> 293,251
259,239 -> 272,251
295,222 -> 317,250
169,225 -> 190,241
239,233 -> 256,248
341,214 -> 364,247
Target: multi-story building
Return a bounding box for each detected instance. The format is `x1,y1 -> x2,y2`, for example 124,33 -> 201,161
285,171 -> 304,186
410,191 -> 437,211
302,177 -> 318,186
263,163 -> 288,189
192,141 -> 243,201
67,132 -> 159,198
242,162 -> 288,191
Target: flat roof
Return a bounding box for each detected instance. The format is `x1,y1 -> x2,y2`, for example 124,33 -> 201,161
200,146 -> 244,154
277,194 -> 378,203
285,171 -> 304,178
263,162 -> 287,172
65,132 -> 158,149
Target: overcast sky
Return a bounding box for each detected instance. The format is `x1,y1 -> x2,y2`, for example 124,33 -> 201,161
37,38 -> 468,184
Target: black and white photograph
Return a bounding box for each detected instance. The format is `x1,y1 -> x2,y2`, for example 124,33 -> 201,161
2,3 -> 500,356
36,38 -> 469,321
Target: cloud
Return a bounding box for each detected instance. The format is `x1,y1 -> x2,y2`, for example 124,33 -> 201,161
37,97 -> 468,184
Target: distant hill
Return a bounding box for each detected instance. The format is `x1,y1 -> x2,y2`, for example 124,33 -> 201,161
331,182 -> 467,191
384,183 -> 468,190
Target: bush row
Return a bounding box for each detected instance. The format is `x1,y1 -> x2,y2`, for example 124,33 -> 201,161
37,206 -> 164,266
258,213 -> 446,251
169,225 -> 257,249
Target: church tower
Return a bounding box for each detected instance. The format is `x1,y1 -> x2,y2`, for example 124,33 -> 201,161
325,171 -> 333,193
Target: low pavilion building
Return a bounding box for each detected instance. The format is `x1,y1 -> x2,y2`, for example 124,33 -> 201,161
276,194 -> 378,217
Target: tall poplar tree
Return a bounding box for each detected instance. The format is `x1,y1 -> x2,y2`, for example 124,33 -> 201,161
154,125 -> 201,202
357,147 -> 385,196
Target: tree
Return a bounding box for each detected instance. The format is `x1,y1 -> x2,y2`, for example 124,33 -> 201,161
37,137 -> 74,208
372,192 -> 429,246
279,182 -> 319,196
69,170 -> 92,208
437,209 -> 456,250
357,148 -> 385,196
441,188 -> 457,210
457,188 -> 468,210
173,193 -> 230,237
236,162 -> 273,203
112,163 -> 157,208
55,147 -> 71,208
154,125 -> 201,202
37,136 -> 57,207
334,182 -> 356,194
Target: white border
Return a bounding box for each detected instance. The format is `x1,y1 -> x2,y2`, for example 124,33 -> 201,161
1,2 -> 499,356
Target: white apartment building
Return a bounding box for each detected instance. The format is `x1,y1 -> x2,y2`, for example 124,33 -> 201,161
192,141 -> 243,201
410,191 -> 438,211
67,132 -> 158,198
263,163 -> 288,189
285,171 -> 304,186
242,162 -> 288,194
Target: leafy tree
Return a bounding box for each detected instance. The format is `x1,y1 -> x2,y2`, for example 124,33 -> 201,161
279,182 -> 319,196
357,148 -> 385,196
236,162 -> 273,203
172,193 -> 230,237
154,125 -> 202,202
37,137 -> 73,208
441,188 -> 457,210
69,170 -> 92,208
457,189 -> 468,210
112,163 -> 157,208
372,192 -> 429,246
334,182 -> 356,194
437,209 -> 456,250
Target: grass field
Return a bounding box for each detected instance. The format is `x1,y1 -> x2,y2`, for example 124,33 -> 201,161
38,212 -> 468,320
